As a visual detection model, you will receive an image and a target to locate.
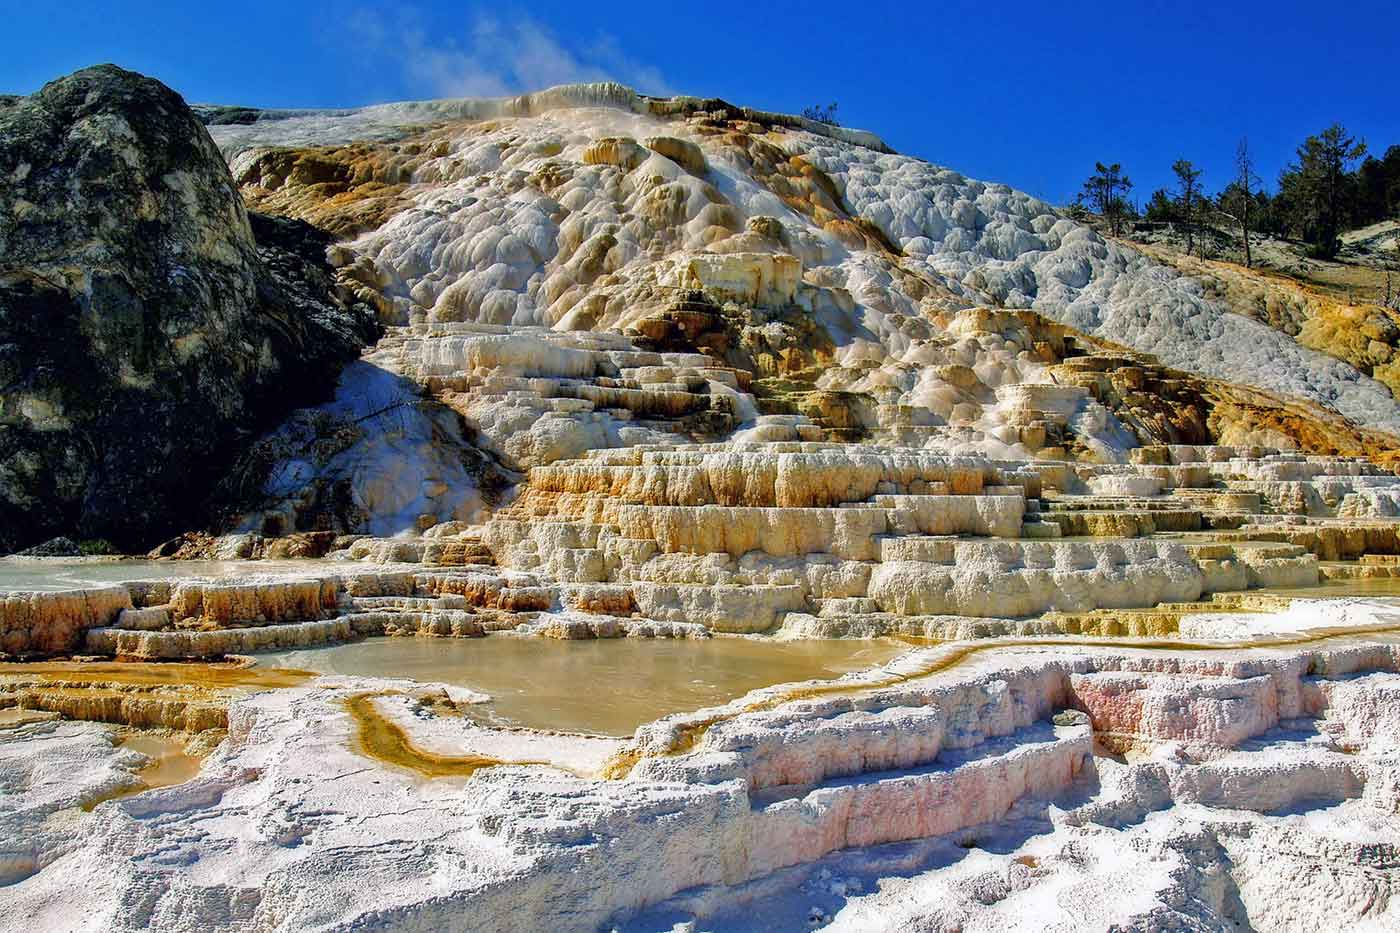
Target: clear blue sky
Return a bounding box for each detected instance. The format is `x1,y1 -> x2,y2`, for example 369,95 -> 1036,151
4,0 -> 1397,205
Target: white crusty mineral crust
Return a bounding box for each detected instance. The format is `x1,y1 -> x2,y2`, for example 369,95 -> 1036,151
4,601 -> 1400,931
7,81 -> 1399,933
793,135 -> 1400,432
219,83 -> 1400,534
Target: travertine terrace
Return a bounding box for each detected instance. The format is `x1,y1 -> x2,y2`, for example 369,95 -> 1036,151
4,78 -> 1400,931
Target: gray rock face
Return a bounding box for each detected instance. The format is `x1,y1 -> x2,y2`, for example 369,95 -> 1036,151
0,65 -> 377,552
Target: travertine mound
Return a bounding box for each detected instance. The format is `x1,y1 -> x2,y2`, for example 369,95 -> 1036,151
210,82 -> 1400,442
8,70 -> 1400,933
198,83 -> 1400,542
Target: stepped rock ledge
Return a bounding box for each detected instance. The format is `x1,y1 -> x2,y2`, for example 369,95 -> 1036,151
1,66 -> 1400,932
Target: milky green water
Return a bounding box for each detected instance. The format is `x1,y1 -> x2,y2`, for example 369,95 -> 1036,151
256,635 -> 905,737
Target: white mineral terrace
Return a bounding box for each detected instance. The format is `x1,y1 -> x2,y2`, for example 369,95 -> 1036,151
8,71 -> 1400,931
4,439 -> 1400,929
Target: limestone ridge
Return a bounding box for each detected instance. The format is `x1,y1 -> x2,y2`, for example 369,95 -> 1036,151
196,82 -> 894,158
207,80 -> 1400,441
200,79 -> 1400,540
0,65 -> 378,552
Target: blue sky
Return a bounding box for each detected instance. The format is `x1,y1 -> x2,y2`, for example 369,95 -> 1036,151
4,0 -> 1397,205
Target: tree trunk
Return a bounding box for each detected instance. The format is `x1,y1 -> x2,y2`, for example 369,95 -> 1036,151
1185,197 -> 1193,258
1242,203 -> 1252,268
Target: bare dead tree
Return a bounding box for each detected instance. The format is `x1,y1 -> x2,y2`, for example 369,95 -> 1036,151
1236,139 -> 1257,268
1215,138 -> 1262,269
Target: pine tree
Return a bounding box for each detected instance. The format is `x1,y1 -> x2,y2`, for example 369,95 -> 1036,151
1172,159 -> 1204,257
1079,162 -> 1134,236
801,102 -> 840,126
1279,124 -> 1368,258
1144,189 -> 1175,222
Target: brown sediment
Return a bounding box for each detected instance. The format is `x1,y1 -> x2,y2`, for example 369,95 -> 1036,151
0,661 -> 316,732
0,707 -> 59,727
0,683 -> 229,731
346,691 -> 558,779
234,139 -> 427,237
0,660 -> 315,690
602,622 -> 1400,779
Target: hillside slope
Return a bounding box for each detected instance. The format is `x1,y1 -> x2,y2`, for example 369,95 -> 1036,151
198,83 -> 1400,535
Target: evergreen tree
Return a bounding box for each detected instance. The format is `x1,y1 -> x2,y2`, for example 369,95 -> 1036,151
1356,145 -> 1400,227
1144,188 -> 1175,222
1172,159 -> 1205,256
801,102 -> 840,126
1079,162 -> 1134,235
1278,123 -> 1367,258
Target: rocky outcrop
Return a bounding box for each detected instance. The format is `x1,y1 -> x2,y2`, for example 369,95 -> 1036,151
7,72 -> 1400,932
0,65 -> 377,552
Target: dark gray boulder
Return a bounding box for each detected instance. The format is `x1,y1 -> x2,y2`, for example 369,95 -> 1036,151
0,64 -> 377,552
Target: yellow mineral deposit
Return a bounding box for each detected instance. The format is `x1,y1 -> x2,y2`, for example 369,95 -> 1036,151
345,692 -> 539,779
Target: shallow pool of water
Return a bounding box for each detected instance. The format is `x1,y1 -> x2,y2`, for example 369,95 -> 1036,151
121,733 -> 205,788
80,732 -> 207,811
257,635 -> 905,736
1269,576 -> 1400,598
0,558 -> 365,591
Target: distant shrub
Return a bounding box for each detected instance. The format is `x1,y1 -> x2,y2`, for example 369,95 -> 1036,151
801,102 -> 840,126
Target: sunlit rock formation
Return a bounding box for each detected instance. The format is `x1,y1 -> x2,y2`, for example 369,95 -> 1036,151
0,440 -> 1392,661
195,82 -> 1400,547
4,625 -> 1400,929
5,69 -> 1400,932
0,65 -> 377,553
